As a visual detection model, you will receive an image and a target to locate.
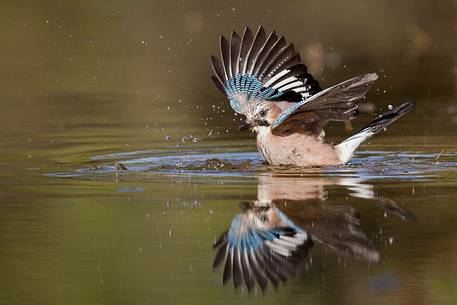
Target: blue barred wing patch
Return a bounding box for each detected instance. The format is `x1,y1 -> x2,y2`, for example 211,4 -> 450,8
226,74 -> 284,113
226,209 -> 306,252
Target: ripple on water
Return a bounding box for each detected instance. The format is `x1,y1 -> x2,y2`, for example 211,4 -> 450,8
46,150 -> 457,181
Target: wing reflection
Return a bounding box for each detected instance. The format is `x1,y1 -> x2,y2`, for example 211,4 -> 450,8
213,175 -> 413,292
213,202 -> 312,291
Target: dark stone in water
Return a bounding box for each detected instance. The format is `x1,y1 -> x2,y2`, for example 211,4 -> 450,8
115,162 -> 128,170
203,158 -> 252,171
149,158 -> 252,172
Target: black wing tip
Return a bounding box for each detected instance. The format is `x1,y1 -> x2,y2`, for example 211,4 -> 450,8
220,25 -> 269,38
230,30 -> 240,39
291,63 -> 308,73
209,54 -> 221,67
256,25 -> 266,35
213,231 -> 227,249
209,55 -> 221,70
210,75 -> 226,94
220,34 -> 228,42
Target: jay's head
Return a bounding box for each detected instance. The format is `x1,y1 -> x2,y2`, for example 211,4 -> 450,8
238,101 -> 280,132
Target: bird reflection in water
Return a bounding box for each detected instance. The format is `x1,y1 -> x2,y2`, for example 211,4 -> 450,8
212,175 -> 413,292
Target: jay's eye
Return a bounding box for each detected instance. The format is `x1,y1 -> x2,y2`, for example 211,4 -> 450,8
259,109 -> 267,117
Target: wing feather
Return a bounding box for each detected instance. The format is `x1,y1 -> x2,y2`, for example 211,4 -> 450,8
210,55 -> 227,84
232,248 -> 243,288
230,31 -> 241,77
212,207 -> 312,291
257,36 -> 287,80
271,73 -> 378,135
210,75 -> 226,94
246,26 -> 267,75
223,249 -> 233,284
265,64 -> 308,88
252,31 -> 278,77
260,43 -> 296,82
220,35 -> 231,79
238,27 -> 254,75
276,199 -> 380,263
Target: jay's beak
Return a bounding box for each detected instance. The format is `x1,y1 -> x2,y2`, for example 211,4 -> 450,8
238,119 -> 252,131
238,118 -> 270,131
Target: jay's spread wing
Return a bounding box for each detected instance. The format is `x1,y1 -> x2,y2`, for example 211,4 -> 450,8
275,200 -> 380,262
210,26 -> 321,115
212,206 -> 312,291
271,73 -> 378,136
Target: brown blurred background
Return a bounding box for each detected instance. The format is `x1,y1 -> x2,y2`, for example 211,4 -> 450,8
0,0 -> 456,159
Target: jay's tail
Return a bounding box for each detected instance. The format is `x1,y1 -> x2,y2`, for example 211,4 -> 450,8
336,102 -> 415,163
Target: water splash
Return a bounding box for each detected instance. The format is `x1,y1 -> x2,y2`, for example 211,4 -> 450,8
46,150 -> 457,181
